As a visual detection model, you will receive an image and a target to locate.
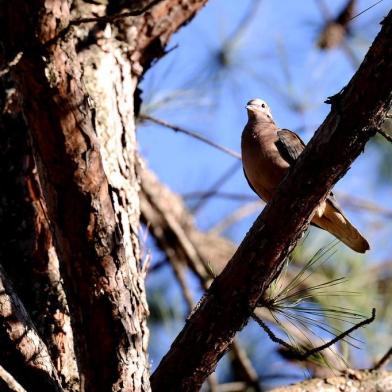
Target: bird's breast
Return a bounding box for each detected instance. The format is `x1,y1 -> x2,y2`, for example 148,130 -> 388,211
242,130 -> 290,201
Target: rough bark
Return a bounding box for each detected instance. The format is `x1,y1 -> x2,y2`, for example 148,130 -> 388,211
0,85 -> 79,390
1,1 -> 143,389
150,11 -> 392,391
0,365 -> 26,392
72,0 -> 210,389
0,265 -> 62,392
0,0 -> 209,390
271,369 -> 392,392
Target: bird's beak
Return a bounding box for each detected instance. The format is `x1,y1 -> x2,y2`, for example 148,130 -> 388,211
246,104 -> 255,111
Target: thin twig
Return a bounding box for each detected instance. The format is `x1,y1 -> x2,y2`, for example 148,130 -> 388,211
183,191 -> 256,202
215,382 -> 248,392
185,190 -> 392,220
339,192 -> 392,219
316,0 -> 333,20
378,128 -> 392,143
209,200 -> 263,234
230,341 -> 262,391
191,161 -> 242,213
140,166 -> 261,389
349,0 -> 384,22
170,258 -> 194,313
252,308 -> 376,360
372,346 -> 392,370
167,252 -> 219,390
139,114 -> 242,160
226,0 -> 263,45
0,52 -> 23,78
148,258 -> 169,273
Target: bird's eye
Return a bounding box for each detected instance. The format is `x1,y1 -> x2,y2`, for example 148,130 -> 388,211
261,103 -> 265,108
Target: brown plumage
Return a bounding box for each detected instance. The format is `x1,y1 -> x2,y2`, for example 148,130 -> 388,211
241,98 -> 369,253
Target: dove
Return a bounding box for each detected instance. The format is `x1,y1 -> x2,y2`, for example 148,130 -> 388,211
241,98 -> 369,253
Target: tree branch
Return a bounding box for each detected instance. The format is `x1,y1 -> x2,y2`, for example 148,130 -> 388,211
373,347 -> 392,370
270,369 -> 392,392
0,365 -> 26,392
150,11 -> 392,391
139,114 -> 241,159
139,166 -> 262,389
0,265 -> 62,392
252,308 -> 376,360
0,89 -> 79,388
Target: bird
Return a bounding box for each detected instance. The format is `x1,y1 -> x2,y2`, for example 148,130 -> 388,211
241,98 -> 369,253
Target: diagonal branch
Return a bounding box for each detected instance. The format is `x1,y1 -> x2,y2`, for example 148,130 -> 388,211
139,164 -> 347,381
373,346 -> 392,370
0,265 -> 62,392
139,166 -> 262,389
139,114 -> 242,159
150,11 -> 392,391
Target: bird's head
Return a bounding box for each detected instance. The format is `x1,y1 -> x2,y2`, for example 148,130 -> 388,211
246,99 -> 274,122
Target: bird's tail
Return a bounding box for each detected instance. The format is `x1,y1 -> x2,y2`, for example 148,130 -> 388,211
313,203 -> 370,253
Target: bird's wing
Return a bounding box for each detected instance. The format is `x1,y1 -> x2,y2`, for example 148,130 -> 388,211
276,129 -> 344,214
276,129 -> 305,164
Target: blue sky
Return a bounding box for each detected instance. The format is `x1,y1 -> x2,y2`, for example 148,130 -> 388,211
138,0 -> 391,387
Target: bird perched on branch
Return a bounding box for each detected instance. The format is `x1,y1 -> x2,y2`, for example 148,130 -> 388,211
241,98 -> 369,253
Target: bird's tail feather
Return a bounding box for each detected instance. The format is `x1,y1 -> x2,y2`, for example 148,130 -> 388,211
313,204 -> 370,253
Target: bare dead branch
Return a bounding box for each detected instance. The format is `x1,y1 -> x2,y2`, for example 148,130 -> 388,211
271,369 -> 392,392
338,192 -> 392,219
252,309 -> 375,361
191,161 -> 242,213
150,12 -> 392,390
210,201 -> 263,234
350,0 -> 385,22
373,347 -> 392,370
139,114 -> 242,159
183,191 -> 255,202
208,190 -> 392,235
139,164 -> 346,383
0,265 -> 62,391
254,308 -> 346,372
166,249 -> 220,390
378,128 -> 392,143
0,52 -> 23,78
0,365 -> 27,392
225,0 -> 263,46
186,189 -> 392,220
139,165 -> 262,390
170,256 -> 196,313
140,166 -> 235,279
229,341 -> 261,391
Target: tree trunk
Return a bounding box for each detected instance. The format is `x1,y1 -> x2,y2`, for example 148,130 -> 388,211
0,0 -> 208,391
